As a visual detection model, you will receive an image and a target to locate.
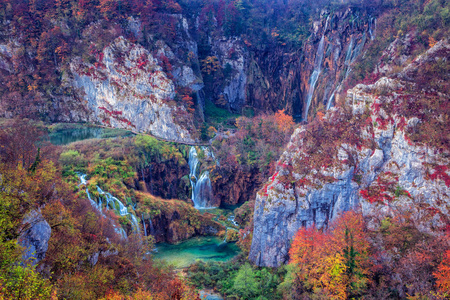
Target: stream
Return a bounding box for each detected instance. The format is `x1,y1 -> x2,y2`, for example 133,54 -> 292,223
58,124 -> 241,270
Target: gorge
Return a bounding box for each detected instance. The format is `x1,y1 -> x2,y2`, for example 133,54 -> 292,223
0,0 -> 449,298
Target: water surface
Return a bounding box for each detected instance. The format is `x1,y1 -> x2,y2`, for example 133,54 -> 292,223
48,124 -> 133,145
153,236 -> 239,268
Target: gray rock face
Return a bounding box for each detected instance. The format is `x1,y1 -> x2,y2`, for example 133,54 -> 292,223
250,166 -> 360,266
70,36 -> 196,143
19,210 -> 51,265
212,37 -> 247,111
249,41 -> 450,267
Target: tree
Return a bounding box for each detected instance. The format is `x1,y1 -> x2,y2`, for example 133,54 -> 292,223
232,263 -> 259,299
434,250 -> 450,295
274,109 -> 295,133
288,211 -> 372,299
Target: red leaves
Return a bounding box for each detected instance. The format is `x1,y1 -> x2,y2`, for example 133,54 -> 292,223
397,117 -> 407,131
428,165 -> 450,187
136,53 -> 148,70
372,102 -> 383,114
359,172 -> 397,204
289,211 -> 371,299
98,107 -> 135,128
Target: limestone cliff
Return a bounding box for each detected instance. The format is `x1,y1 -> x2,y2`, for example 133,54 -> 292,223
69,36 -> 196,143
201,7 -> 375,118
249,40 -> 450,267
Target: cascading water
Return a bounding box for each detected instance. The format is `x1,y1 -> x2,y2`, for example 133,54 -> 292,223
148,217 -> 155,235
188,146 -> 216,209
327,32 -> 367,110
344,37 -> 354,80
369,17 -> 376,40
326,86 -> 338,110
303,16 -> 329,121
193,171 -> 214,209
142,216 -> 147,237
78,173 -> 140,237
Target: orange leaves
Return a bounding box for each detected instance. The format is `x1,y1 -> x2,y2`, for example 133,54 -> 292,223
177,87 -> 195,114
274,109 -> 295,133
289,211 -> 371,299
434,250 -> 450,294
289,225 -> 330,267
289,225 -> 347,299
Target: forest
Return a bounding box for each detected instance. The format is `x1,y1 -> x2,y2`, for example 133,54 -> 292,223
0,0 -> 449,298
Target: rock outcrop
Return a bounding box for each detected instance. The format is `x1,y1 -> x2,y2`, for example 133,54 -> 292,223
69,36 -> 196,143
143,204 -> 224,244
249,40 -> 450,267
201,7 -> 375,118
18,210 -> 52,265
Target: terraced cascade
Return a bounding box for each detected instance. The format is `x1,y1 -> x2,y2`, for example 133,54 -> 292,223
77,173 -> 139,239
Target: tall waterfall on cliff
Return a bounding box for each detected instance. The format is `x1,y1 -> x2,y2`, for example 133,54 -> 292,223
142,216 -> 147,237
303,16 -> 329,121
369,17 -> 377,40
188,146 -> 216,209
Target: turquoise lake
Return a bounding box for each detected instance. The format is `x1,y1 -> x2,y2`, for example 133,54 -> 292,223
153,236 -> 240,268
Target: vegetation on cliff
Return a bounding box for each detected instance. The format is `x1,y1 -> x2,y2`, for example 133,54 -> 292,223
0,120 -> 204,299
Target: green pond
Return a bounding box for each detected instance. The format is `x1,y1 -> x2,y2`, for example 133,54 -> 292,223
48,124 -> 133,145
153,236 -> 240,269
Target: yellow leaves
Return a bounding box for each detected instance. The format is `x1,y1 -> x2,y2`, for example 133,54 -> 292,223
201,56 -> 221,75
207,126 -> 217,138
27,84 -> 38,91
321,253 -> 347,300
428,36 -> 437,48
289,211 -> 372,299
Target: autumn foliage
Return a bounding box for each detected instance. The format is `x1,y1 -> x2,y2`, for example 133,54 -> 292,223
0,121 -> 200,299
434,249 -> 450,295
287,207 -> 450,299
289,211 -> 371,299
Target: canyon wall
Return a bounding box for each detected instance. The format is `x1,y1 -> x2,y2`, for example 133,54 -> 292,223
249,40 -> 450,267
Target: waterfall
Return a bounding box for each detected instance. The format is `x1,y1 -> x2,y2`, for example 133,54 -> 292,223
116,227 -> 127,240
78,173 -> 140,238
79,174 -> 88,185
188,147 -> 216,209
369,17 -> 376,40
142,216 -> 147,237
228,215 -> 238,227
303,16 -> 329,121
193,171 -> 214,209
344,37 -> 354,80
189,147 -> 199,181
326,86 -> 339,110
97,186 -> 129,216
344,34 -> 366,80
148,217 -> 155,235
86,188 -> 102,212
130,214 -> 139,233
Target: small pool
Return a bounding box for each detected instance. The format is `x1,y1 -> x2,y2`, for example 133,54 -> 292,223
153,236 -> 240,268
48,124 -> 133,145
